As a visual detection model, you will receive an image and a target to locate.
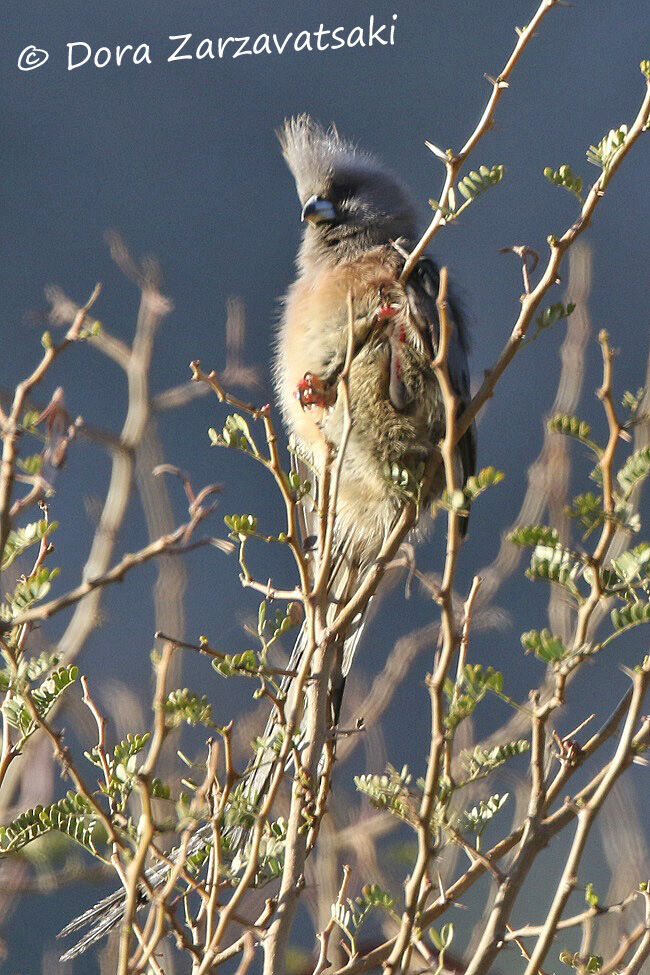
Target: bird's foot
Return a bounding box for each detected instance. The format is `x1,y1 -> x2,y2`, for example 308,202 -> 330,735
295,372 -> 337,410
375,285 -> 402,325
376,304 -> 399,322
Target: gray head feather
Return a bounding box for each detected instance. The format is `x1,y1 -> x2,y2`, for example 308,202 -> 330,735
278,115 -> 417,269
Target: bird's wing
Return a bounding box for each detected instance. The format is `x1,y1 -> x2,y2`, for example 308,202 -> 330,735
404,256 -> 477,492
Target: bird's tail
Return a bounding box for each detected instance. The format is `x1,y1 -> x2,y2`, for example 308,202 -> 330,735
58,886 -> 136,960
240,539 -> 367,810
58,543 -> 369,961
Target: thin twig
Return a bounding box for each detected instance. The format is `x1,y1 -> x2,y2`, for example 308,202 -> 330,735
400,0 -> 561,282
0,284 -> 102,560
386,268 -> 465,974
6,496 -> 220,629
522,662 -> 650,975
312,864 -> 352,975
455,76 -> 650,446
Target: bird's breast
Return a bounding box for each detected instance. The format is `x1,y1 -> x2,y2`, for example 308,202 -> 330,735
274,250 -> 442,543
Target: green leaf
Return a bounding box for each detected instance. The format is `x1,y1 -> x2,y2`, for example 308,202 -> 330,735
251,728 -> 287,762
559,952 -> 603,973
24,650 -> 61,681
113,732 -> 151,767
605,544 -> 650,591
548,413 -> 598,452
444,665 -> 504,730
223,513 -> 258,542
428,198 -> 455,219
0,806 -> 47,853
521,628 -> 568,663
585,882 -> 599,908
43,793 -> 101,855
164,689 -> 212,727
212,650 -> 258,679
457,164 -> 504,201
16,454 -> 43,476
354,765 -> 416,827
186,841 -> 211,875
611,601 -> 650,631
1,566 -> 60,622
544,164 -> 583,201
385,460 -> 425,504
509,524 -> 559,548
617,445 -> 650,494
431,921 -> 455,951
526,544 -> 583,599
530,303 -> 576,342
568,493 -> 639,536
21,411 -> 40,433
464,664 -> 503,695
587,125 -> 627,171
566,493 -> 603,533
78,320 -> 102,341
5,665 -> 80,734
86,732 -> 151,792
212,414 -> 259,453
288,470 -> 311,500
272,607 -> 298,640
622,387 -> 646,415
460,740 -> 530,782
150,778 -> 170,799
462,793 -> 509,836
344,883 -> 397,937
31,665 -> 79,719
2,520 -> 57,571
464,466 -> 504,501
0,792 -> 99,857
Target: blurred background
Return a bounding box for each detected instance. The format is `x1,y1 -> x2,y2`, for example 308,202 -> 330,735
1,1 -> 649,971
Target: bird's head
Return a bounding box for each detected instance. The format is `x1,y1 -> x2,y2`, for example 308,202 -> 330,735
278,115 -> 417,270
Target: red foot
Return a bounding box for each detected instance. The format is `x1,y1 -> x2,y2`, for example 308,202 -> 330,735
376,304 -> 399,322
295,372 -> 336,410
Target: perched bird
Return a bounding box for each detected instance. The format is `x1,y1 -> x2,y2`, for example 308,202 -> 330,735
271,115 -> 475,724
58,116 -> 475,960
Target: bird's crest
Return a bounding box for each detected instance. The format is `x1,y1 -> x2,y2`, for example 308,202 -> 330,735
278,114 -> 374,202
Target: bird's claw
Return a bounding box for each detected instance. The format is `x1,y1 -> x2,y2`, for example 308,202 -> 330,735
376,304 -> 399,322
295,372 -> 337,410
375,285 -> 401,324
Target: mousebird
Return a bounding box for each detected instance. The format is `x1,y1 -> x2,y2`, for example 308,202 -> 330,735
58,115 -> 475,960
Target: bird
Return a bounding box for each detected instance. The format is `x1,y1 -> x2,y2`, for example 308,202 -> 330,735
270,114 -> 475,724
58,115 -> 476,960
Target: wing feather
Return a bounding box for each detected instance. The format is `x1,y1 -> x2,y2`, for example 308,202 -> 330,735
405,257 -> 477,525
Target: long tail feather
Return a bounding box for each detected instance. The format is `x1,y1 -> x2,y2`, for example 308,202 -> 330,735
58,538 -> 371,959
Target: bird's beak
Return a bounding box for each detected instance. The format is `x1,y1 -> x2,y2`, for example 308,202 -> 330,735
301,195 -> 337,224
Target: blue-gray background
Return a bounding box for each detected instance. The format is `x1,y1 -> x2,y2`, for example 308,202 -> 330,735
2,1 -> 648,972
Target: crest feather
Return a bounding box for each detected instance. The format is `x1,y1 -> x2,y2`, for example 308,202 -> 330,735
277,114 -> 375,202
